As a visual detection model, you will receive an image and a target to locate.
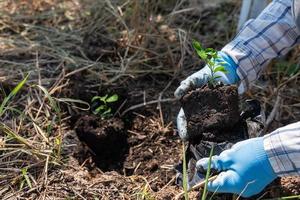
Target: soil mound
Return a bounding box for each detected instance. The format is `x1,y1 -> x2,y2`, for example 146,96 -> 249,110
75,115 -> 128,171
181,85 -> 239,141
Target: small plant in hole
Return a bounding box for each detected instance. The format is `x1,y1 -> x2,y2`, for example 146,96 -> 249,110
91,94 -> 118,119
192,40 -> 227,87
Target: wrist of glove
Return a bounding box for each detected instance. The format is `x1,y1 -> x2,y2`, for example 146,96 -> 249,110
196,137 -> 277,197
175,51 -> 240,141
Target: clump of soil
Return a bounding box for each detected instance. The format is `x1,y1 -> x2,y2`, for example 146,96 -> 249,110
181,84 -> 239,141
74,115 -> 128,171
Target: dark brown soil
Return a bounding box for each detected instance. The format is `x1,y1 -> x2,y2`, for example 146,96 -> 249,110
74,115 -> 129,171
68,81 -> 300,199
181,84 -> 240,141
73,110 -> 180,192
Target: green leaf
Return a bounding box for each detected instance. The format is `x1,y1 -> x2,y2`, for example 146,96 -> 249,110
91,96 -> 101,102
213,66 -> 228,73
106,94 -> 118,103
11,74 -> 29,96
192,40 -> 209,60
192,40 -> 202,51
94,105 -> 106,114
21,168 -> 32,189
101,107 -> 111,115
205,48 -> 218,59
199,50 -> 208,60
100,94 -> 108,102
0,74 -> 29,117
20,179 -> 25,190
205,48 -> 217,54
100,107 -> 112,119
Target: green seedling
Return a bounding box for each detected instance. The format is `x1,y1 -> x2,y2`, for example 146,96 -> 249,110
192,40 -> 227,87
20,167 -> 32,190
176,144 -> 217,200
201,145 -> 214,200
92,94 -> 118,119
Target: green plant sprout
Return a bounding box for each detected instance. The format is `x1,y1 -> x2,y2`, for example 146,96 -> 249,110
177,143 -> 215,200
92,94 -> 118,118
192,40 -> 227,87
20,167 -> 32,190
201,145 -> 214,200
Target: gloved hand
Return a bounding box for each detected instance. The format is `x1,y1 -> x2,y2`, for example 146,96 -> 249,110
175,51 -> 240,140
196,137 -> 277,197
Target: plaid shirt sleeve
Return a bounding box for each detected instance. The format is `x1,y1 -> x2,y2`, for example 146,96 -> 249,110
220,0 -> 300,176
221,0 -> 300,93
263,121 -> 300,176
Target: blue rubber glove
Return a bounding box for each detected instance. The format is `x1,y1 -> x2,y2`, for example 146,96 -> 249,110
175,52 -> 240,140
196,137 -> 277,197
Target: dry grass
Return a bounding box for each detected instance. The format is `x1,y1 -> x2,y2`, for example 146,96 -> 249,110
248,46 -> 300,132
0,0 -> 299,199
0,1 -> 239,199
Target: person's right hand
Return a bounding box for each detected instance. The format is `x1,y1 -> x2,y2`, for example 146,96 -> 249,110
196,137 -> 277,197
175,51 -> 240,140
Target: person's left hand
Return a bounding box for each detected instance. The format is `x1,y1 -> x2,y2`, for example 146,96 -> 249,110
196,137 -> 277,197
175,51 -> 240,141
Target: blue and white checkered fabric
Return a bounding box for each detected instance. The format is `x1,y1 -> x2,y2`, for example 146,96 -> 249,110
221,0 -> 300,176
264,122 -> 300,176
222,0 -> 300,93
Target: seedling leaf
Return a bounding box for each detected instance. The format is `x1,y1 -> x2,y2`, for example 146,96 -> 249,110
21,168 -> 32,189
94,105 -> 106,114
100,94 -> 108,102
101,107 -> 111,116
192,40 -> 202,50
213,66 -> 228,73
92,94 -> 119,118
192,39 -> 228,87
106,94 -> 118,103
91,96 -> 101,102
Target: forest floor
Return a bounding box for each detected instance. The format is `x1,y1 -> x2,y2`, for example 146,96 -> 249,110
0,0 -> 300,199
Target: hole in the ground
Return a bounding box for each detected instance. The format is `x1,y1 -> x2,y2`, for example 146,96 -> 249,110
74,115 -> 129,172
